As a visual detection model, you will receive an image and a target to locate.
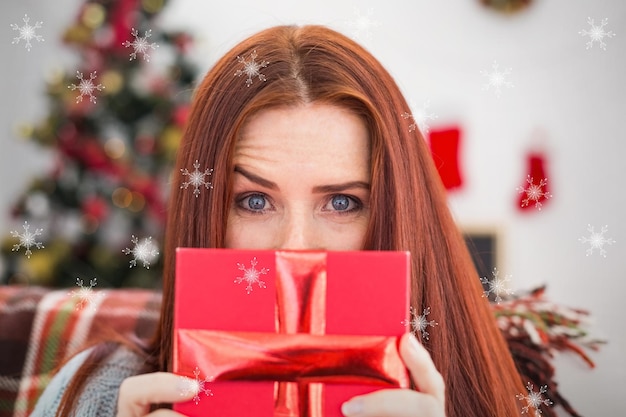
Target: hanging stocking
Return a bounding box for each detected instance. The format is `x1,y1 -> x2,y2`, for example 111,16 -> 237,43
516,152 -> 552,211
428,126 -> 464,191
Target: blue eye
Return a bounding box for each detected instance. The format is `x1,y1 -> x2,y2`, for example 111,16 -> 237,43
331,195 -> 350,211
246,194 -> 266,211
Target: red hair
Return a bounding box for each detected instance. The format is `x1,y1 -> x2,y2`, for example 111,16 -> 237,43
58,25 -> 525,417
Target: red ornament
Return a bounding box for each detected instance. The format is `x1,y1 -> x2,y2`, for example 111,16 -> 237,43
135,135 -> 156,155
516,152 -> 552,211
82,195 -> 109,221
173,33 -> 194,53
428,126 -> 464,190
173,105 -> 190,127
110,0 -> 140,53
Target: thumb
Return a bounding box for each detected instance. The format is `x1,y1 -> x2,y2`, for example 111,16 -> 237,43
117,372 -> 205,416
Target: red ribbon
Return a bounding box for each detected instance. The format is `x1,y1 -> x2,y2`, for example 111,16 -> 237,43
175,252 -> 408,416
176,330 -> 407,385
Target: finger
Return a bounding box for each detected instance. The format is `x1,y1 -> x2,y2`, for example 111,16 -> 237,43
341,389 -> 440,417
399,333 -> 445,405
146,410 -> 190,417
117,372 -> 199,417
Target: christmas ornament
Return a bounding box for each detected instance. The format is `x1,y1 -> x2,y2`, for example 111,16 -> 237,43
479,0 -> 532,14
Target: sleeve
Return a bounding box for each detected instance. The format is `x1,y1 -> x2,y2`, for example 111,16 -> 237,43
29,348 -> 93,417
29,346 -> 145,417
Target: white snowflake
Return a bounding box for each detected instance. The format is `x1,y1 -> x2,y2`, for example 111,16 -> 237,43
122,235 -> 159,269
180,160 -> 213,197
480,60 -> 513,98
10,14 -> 44,52
401,306 -> 438,341
182,367 -> 214,405
401,99 -> 438,134
579,224 -> 615,257
10,221 -> 44,258
579,17 -> 615,50
516,382 -> 553,415
345,7 -> 381,41
480,267 -> 514,304
68,71 -> 105,104
68,277 -> 104,312
516,175 -> 552,210
234,50 -> 269,87
122,28 -> 159,62
235,257 -> 269,294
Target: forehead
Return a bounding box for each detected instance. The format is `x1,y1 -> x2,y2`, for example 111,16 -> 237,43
236,104 -> 369,151
235,103 -> 370,168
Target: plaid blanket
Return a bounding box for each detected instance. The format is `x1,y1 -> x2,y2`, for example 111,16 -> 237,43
0,285 -> 161,417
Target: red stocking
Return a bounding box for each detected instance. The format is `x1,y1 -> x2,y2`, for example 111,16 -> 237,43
516,152 -> 552,211
428,126 -> 463,191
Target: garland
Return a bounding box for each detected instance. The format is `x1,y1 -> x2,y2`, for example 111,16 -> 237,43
493,286 -> 605,416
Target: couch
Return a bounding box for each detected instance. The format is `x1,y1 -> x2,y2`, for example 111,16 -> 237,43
0,285 -> 589,417
0,285 -> 160,417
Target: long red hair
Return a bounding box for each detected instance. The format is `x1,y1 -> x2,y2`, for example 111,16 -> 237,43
58,25 -> 525,417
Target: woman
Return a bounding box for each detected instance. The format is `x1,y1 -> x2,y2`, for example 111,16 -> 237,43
31,25 -> 526,417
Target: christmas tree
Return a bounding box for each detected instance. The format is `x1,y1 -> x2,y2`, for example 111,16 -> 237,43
1,0 -> 198,288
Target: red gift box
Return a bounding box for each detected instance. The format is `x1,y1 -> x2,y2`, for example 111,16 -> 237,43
173,249 -> 410,416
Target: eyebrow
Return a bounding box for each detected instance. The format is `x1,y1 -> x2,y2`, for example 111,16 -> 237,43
312,181 -> 370,194
233,165 -> 370,193
234,165 -> 278,190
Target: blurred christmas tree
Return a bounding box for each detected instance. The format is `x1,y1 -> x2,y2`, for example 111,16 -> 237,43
1,0 -> 198,288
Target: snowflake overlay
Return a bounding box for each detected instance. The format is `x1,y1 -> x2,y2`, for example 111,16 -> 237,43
480,267 -> 514,304
517,175 -> 552,210
402,306 -> 438,341
10,221 -> 44,258
480,60 -> 513,98
68,71 -> 105,104
10,14 -> 44,52
180,160 -> 213,197
579,17 -> 615,50
234,50 -> 269,87
180,367 -> 214,405
516,382 -> 553,415
122,28 -> 159,62
345,7 -> 381,41
68,277 -> 104,312
122,235 -> 159,269
235,257 -> 269,294
579,224 -> 615,257
401,99 -> 438,134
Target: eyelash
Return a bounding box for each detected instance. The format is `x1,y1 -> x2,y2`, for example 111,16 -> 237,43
324,194 -> 363,215
235,193 -> 363,215
236,193 -> 272,215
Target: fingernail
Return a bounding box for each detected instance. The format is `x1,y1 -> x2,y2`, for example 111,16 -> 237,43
341,398 -> 363,416
177,376 -> 199,397
409,332 -> 421,352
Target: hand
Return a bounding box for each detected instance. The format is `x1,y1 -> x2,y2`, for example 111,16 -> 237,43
341,333 -> 446,417
116,372 -> 199,417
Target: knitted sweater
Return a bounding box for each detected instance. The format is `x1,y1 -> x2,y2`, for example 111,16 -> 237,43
29,346 -> 145,417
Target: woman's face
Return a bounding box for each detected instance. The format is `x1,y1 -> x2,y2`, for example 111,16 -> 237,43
225,103 -> 371,250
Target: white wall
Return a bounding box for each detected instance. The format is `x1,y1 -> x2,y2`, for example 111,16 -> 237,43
1,0 -> 625,415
